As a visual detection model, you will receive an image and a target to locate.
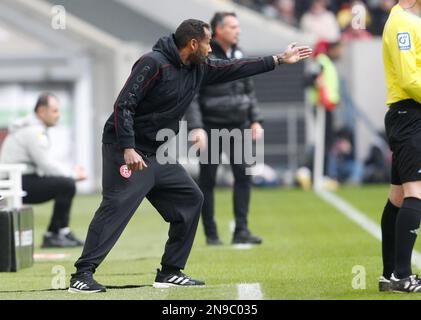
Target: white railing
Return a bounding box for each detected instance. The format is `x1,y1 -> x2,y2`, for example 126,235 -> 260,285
0,164 -> 26,209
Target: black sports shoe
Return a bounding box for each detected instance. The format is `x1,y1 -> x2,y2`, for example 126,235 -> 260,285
390,273 -> 421,293
41,233 -> 80,248
206,237 -> 223,246
379,276 -> 391,292
64,232 -> 85,246
232,230 -> 262,245
68,273 -> 106,293
153,269 -> 205,288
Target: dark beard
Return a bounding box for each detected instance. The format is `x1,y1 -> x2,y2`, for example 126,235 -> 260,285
188,51 -> 207,65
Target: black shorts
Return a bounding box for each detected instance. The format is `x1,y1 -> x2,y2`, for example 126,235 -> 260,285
385,99 -> 421,185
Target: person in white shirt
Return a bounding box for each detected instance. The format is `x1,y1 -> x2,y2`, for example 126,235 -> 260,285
300,0 -> 341,42
0,93 -> 86,248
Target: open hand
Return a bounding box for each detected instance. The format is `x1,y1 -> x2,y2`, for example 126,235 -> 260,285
281,43 -> 313,64
74,165 -> 87,181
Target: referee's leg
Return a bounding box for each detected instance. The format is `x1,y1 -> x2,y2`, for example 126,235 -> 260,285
395,181 -> 421,278
146,162 -> 204,271
74,144 -> 155,274
381,102 -> 421,291
381,184 -> 403,280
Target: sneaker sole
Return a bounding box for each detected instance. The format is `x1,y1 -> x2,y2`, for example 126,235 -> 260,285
68,287 -> 106,294
391,289 -> 421,293
153,282 -> 205,289
153,282 -> 179,289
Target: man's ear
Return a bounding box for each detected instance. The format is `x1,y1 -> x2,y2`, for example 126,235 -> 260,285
190,38 -> 199,51
36,108 -> 45,121
215,25 -> 223,36
36,108 -> 44,117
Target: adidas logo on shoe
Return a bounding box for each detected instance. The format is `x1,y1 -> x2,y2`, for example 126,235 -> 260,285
68,273 -> 106,293
390,273 -> 421,293
153,269 -> 205,288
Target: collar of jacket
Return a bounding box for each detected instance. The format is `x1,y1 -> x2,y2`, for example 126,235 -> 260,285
153,34 -> 189,69
210,39 -> 239,59
8,113 -> 47,134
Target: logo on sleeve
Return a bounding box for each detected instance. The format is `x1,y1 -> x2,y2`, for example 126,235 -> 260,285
397,32 -> 411,51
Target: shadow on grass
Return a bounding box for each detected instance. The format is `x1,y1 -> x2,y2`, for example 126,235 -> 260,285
0,284 -> 152,293
104,284 -> 152,289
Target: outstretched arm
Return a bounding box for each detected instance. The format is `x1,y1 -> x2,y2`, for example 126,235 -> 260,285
203,43 -> 312,85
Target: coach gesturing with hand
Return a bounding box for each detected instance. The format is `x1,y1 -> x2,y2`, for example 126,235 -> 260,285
68,19 -> 312,293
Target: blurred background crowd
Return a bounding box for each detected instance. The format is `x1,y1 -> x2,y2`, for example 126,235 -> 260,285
234,0 -> 395,38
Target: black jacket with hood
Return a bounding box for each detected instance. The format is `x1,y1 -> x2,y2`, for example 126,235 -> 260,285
102,34 -> 275,154
185,40 -> 263,129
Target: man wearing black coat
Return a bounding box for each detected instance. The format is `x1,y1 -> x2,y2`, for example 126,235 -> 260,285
68,19 -> 312,293
185,12 -> 264,246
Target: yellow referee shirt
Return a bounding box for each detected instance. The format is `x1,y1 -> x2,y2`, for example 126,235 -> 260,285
383,3 -> 421,105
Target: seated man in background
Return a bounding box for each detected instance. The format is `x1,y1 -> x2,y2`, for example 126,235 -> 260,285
327,128 -> 364,185
0,93 -> 86,248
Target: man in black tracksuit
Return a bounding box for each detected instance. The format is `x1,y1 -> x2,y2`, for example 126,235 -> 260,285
185,12 -> 263,245
68,19 -> 312,293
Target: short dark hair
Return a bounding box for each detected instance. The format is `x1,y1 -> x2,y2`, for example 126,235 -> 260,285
174,19 -> 210,49
210,12 -> 237,37
34,93 -> 56,113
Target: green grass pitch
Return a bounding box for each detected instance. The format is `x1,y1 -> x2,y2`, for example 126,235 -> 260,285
1,185 -> 421,300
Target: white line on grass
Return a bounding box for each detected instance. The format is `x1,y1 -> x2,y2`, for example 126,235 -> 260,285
154,283 -> 261,300
33,253 -> 71,261
237,283 -> 263,300
231,244 -> 253,250
316,189 -> 421,271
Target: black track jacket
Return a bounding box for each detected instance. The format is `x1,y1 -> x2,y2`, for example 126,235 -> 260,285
102,34 -> 275,153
